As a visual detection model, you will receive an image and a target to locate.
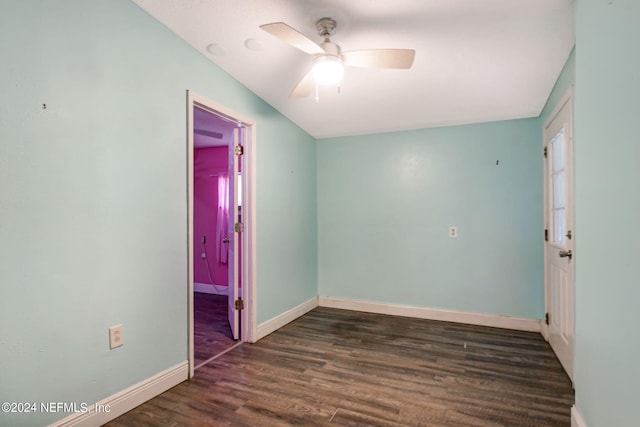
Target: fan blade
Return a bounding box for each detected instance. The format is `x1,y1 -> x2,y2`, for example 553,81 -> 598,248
194,129 -> 223,139
342,49 -> 415,69
289,70 -> 315,98
260,22 -> 325,56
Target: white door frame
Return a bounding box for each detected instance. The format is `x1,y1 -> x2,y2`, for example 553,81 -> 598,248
187,90 -> 258,378
541,86 -> 574,380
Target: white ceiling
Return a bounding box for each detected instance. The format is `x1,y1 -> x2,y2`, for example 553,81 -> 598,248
133,0 -> 575,139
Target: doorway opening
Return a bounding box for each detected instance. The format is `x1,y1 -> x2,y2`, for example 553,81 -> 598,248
187,91 -> 256,378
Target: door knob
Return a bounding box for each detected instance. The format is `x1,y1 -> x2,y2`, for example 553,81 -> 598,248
222,238 -> 230,243
559,250 -> 572,260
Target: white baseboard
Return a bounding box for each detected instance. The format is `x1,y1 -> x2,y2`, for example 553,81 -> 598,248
49,361 -> 188,427
256,297 -> 319,341
571,405 -> 587,427
194,282 -> 228,295
318,297 -> 541,333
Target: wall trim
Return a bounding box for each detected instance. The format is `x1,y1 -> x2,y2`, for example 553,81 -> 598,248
49,361 -> 188,427
255,297 -> 319,341
194,282 -> 228,295
571,405 -> 587,427
194,283 -> 244,297
318,297 -> 541,332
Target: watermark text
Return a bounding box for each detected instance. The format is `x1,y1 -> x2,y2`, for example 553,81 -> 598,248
1,401 -> 111,414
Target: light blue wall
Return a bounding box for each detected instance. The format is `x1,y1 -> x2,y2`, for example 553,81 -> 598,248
0,1 -> 316,425
540,47 -> 575,125
317,119 -> 543,318
255,119 -> 318,322
574,1 -> 640,426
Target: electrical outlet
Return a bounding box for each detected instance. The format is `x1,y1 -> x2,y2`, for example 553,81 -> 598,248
109,324 -> 123,349
449,226 -> 458,238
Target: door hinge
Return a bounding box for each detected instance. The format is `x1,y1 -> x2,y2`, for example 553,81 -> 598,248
545,313 -> 550,325
235,298 -> 244,310
234,222 -> 244,233
544,229 -> 548,242
566,230 -> 572,240
234,144 -> 244,156
543,146 -> 548,158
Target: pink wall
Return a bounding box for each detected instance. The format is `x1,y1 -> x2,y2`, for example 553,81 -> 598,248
193,146 -> 229,287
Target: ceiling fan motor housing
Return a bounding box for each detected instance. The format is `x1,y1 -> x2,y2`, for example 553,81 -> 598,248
314,18 -> 342,70
318,40 -> 341,58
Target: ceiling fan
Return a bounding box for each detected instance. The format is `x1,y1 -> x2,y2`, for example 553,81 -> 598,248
260,18 -> 415,98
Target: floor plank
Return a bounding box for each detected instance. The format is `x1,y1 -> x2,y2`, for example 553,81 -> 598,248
193,292 -> 236,367
107,307 -> 574,426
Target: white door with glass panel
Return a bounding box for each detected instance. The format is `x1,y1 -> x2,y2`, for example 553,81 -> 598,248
544,91 -> 574,381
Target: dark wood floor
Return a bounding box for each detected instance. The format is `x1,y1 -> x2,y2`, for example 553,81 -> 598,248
194,292 -> 236,367
107,307 -> 574,426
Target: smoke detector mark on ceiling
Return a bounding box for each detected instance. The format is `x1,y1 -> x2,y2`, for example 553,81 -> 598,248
206,43 -> 225,56
244,38 -> 263,51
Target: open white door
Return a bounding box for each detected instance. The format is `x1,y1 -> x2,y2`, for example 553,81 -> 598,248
544,89 -> 574,381
227,127 -> 240,340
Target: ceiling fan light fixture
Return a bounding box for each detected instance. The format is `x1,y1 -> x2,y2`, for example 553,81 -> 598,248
312,55 -> 344,86
259,19 -> 415,98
